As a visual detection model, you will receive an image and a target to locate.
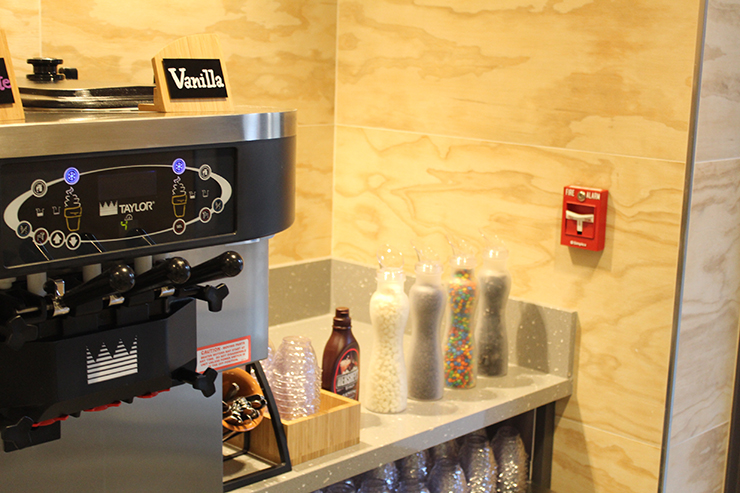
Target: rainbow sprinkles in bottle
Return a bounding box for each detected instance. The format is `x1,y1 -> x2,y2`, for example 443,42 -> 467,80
444,237 -> 478,389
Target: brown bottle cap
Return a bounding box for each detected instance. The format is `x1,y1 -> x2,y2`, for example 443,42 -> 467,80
333,307 -> 351,329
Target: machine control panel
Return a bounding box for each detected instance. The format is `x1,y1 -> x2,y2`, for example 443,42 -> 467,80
1,147 -> 236,271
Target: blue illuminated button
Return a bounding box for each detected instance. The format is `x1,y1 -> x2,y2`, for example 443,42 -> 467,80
64,167 -> 80,185
212,198 -> 224,213
172,158 -> 187,175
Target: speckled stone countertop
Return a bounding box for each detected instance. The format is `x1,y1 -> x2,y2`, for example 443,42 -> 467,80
228,305 -> 575,493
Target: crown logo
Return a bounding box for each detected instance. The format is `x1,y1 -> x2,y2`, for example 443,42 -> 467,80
99,201 -> 118,217
86,337 -> 138,385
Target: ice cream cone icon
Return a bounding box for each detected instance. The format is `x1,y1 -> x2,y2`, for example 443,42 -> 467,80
64,206 -> 82,231
64,187 -> 82,232
172,193 -> 187,218
172,176 -> 187,218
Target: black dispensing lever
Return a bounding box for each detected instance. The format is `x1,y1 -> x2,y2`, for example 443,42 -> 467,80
172,367 -> 218,398
59,264 -> 135,310
178,251 -> 243,312
186,251 -> 243,286
126,257 -> 191,297
0,316 -> 39,351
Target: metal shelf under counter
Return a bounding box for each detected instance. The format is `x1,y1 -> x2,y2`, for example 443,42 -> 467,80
228,311 -> 574,493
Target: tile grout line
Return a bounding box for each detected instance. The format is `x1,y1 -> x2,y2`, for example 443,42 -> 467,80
331,0 -> 341,267
556,414 -> 663,450
335,123 -> 688,164
668,419 -> 732,449
695,156 -> 740,164
270,256 -> 333,269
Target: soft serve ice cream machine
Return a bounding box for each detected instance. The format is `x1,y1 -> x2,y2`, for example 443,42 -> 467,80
0,109 -> 294,491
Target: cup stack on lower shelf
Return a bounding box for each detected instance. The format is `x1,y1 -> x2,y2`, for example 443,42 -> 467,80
310,425 -> 529,493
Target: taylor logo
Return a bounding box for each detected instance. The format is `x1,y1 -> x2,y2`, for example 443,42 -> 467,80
119,201 -> 155,214
162,58 -> 228,99
86,337 -> 138,385
0,58 -> 14,105
99,200 -> 155,216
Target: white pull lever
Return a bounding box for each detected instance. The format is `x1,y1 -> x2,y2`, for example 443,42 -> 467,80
566,210 -> 594,233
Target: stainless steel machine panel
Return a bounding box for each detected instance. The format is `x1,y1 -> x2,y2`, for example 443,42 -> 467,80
180,239 -> 270,364
0,381 -> 222,493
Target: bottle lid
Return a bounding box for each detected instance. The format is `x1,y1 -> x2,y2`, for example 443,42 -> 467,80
415,262 -> 442,275
333,307 -> 352,329
376,243 -> 406,281
481,232 -> 509,261
447,235 -> 476,268
412,241 -> 443,275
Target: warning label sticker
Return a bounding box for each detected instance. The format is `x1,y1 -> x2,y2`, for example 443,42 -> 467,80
196,336 -> 251,372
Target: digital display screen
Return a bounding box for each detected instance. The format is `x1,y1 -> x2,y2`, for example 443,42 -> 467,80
98,169 -> 157,201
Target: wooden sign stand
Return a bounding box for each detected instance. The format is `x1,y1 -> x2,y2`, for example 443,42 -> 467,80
0,30 -> 24,123
139,33 -> 234,113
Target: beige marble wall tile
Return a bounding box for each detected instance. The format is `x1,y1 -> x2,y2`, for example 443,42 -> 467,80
269,124 -> 333,265
665,422 -> 729,493
696,0 -> 740,162
670,159 -> 740,444
0,1 -> 40,74
334,125 -> 683,445
39,0 -> 336,124
336,0 -> 699,161
551,416 -> 662,493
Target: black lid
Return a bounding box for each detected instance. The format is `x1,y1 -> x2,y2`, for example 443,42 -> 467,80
333,307 -> 351,329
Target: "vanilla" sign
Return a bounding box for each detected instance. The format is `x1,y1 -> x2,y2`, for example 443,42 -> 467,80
161,58 -> 228,100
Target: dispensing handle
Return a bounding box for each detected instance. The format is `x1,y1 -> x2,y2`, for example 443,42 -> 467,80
0,316 -> 39,350
127,257 -> 191,296
173,367 -> 218,398
59,264 -> 135,309
185,251 -> 243,286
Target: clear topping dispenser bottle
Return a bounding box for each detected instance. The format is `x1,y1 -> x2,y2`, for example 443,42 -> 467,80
475,234 -> 511,377
366,245 -> 410,413
444,238 -> 477,388
407,244 -> 445,401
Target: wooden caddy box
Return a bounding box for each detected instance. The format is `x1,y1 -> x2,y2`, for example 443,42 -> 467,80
247,390 -> 360,466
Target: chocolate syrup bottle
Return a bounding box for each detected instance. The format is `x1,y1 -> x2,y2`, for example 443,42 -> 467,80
321,307 -> 360,400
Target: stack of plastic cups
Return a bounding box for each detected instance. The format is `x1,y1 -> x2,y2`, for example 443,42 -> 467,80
427,458 -> 467,493
491,426 -> 529,493
271,335 -> 322,420
459,434 -> 496,493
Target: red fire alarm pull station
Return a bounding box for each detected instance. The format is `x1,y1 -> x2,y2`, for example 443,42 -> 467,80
561,186 -> 608,251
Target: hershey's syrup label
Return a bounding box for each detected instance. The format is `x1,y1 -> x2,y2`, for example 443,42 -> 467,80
162,58 -> 227,99
333,347 -> 359,399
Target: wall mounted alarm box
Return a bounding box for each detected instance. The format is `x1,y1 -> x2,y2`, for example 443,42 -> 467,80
561,186 -> 608,251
